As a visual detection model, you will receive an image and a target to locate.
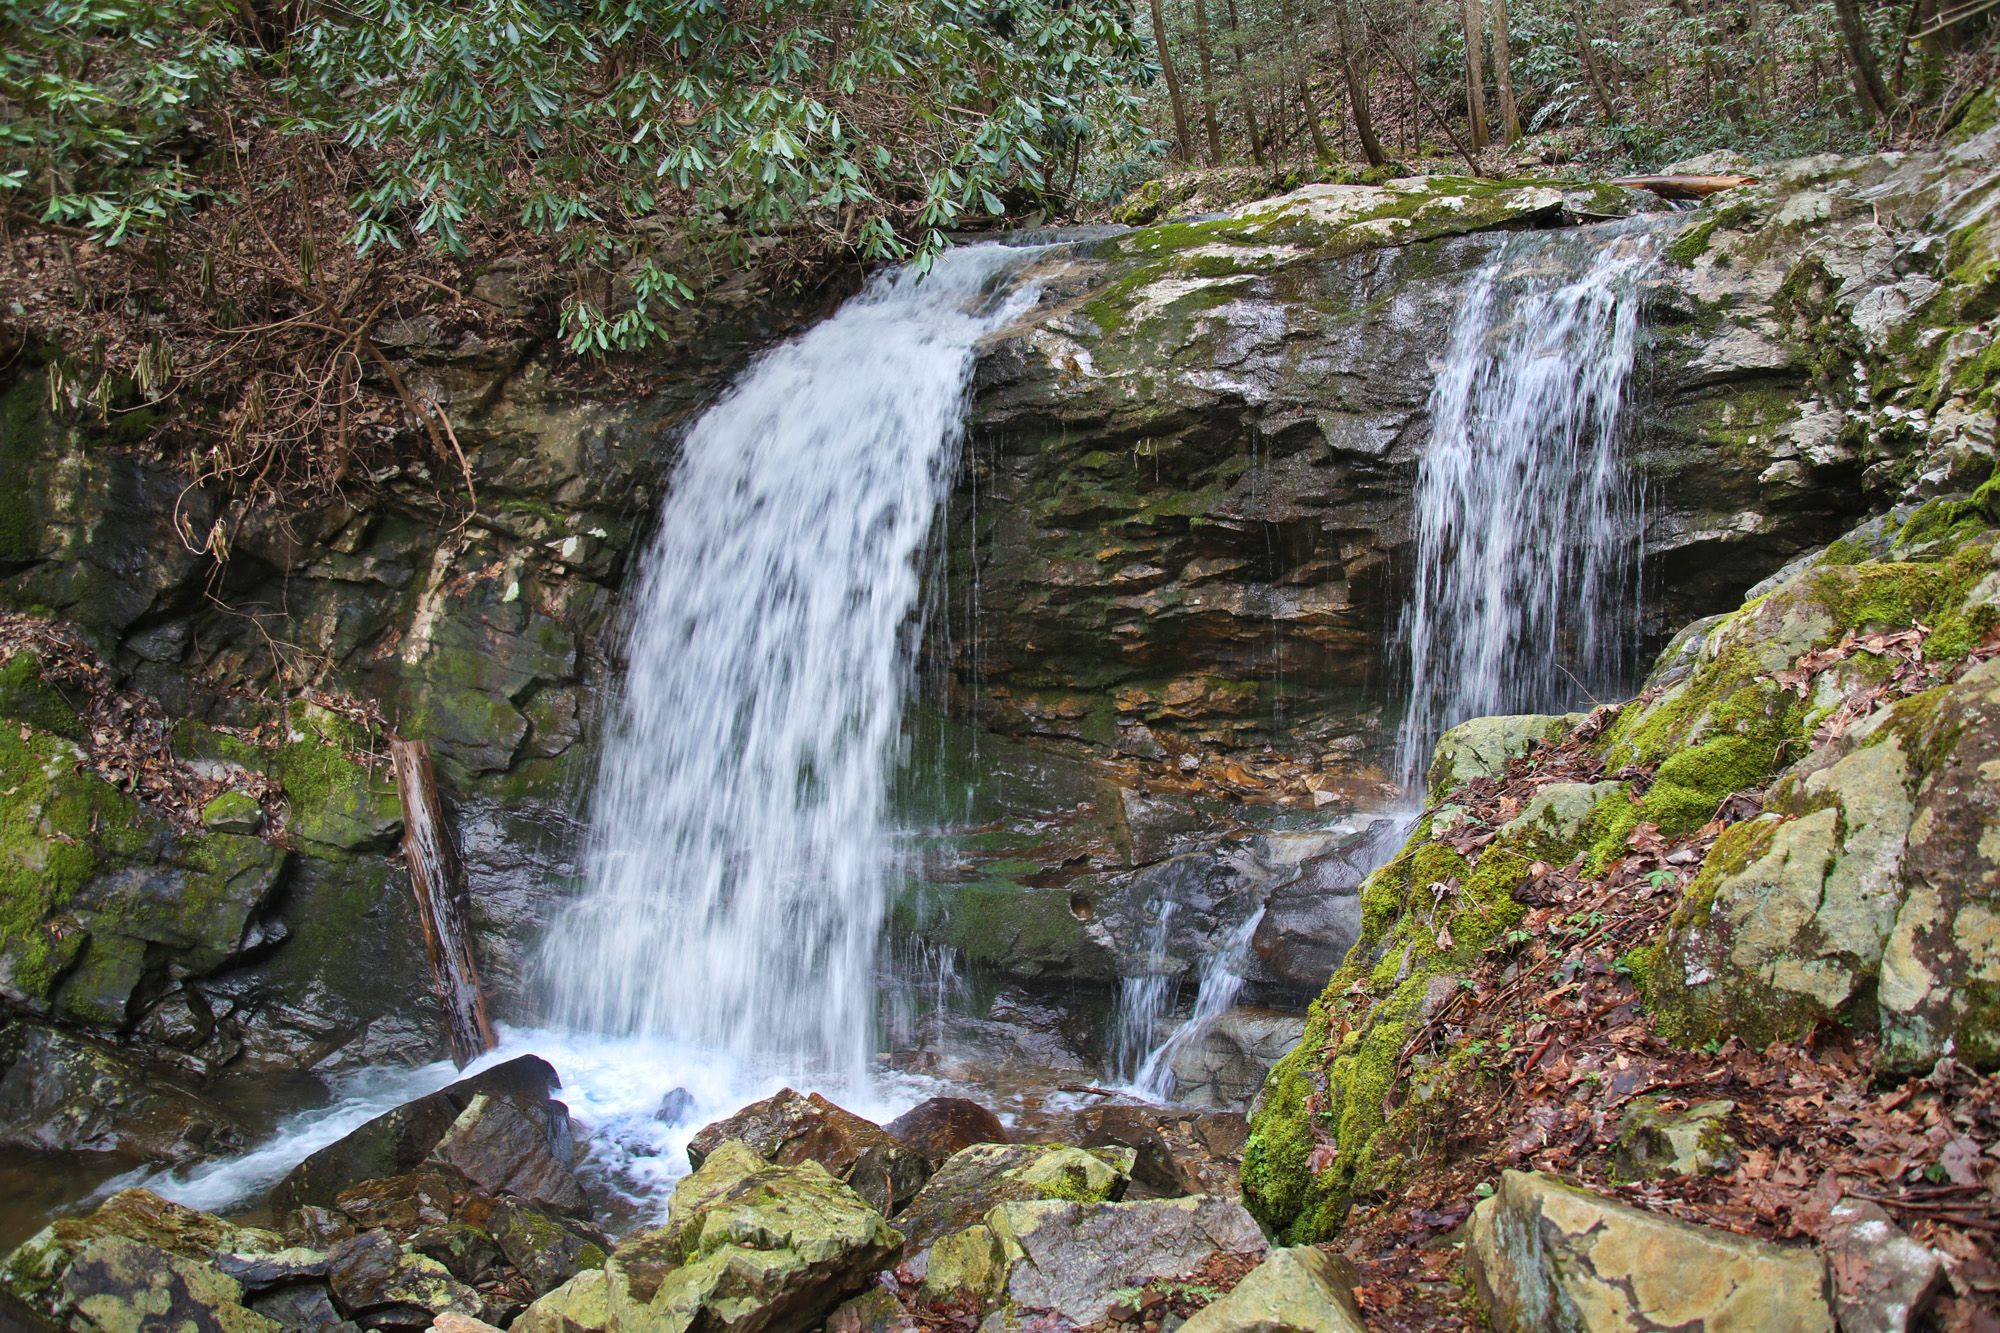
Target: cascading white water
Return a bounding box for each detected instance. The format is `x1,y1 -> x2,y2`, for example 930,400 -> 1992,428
541,244 -> 1045,1086
1111,900 -> 1181,1080
1128,905 -> 1264,1099
1394,223 -> 1660,785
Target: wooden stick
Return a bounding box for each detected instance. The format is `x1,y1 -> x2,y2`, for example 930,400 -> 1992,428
1608,174 -> 1760,200
390,739 -> 496,1068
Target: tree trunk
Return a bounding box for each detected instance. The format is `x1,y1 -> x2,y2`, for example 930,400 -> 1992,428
1832,0 -> 1896,121
1223,0 -> 1267,165
1463,0 -> 1490,150
1192,0 -> 1224,164
390,739 -> 496,1070
1148,0 -> 1196,163
1574,2 -> 1617,120
1491,0 -> 1522,143
1335,0 -> 1388,165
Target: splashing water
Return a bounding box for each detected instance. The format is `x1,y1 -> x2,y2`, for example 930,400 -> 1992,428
1127,905 -> 1264,1100
1111,901 -> 1181,1081
540,244 -> 1046,1087
1395,223 -> 1660,786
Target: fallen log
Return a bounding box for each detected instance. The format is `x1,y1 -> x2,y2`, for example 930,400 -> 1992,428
1608,173 -> 1760,200
390,738 -> 496,1068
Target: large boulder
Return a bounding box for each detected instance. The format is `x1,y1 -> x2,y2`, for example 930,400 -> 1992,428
919,1193 -> 1268,1325
883,1097 -> 1009,1166
1646,651 -> 2000,1069
1467,1170 -> 1834,1332
1178,1246 -> 1365,1333
514,1140 -> 899,1333
325,1229 -> 483,1328
59,1235 -> 283,1333
688,1089 -> 930,1216
269,1054 -> 571,1213
0,1189 -> 287,1326
892,1142 -> 1135,1256
432,1091 -> 589,1215
0,1023 -> 247,1162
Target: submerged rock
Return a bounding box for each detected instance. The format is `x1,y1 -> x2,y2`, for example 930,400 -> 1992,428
1466,1170 -> 1833,1332
689,1088 -> 930,1217
1178,1245 -> 1365,1333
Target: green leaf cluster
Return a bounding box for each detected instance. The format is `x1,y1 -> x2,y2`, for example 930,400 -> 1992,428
2,0 -> 1148,350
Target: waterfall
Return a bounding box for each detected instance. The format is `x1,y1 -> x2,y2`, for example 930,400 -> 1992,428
1394,223 -> 1660,786
541,245 -> 1044,1086
1111,901 -> 1181,1081
1128,905 -> 1264,1100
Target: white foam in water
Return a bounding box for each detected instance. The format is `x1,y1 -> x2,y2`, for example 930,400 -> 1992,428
118,1028 -> 939,1223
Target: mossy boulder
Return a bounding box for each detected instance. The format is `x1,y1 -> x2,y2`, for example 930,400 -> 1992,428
0,651 -> 85,741
276,701 -> 401,851
917,1194 -> 1266,1325
515,1139 -> 900,1333
0,717 -> 289,1028
0,1188 -> 285,1324
1646,654 -> 2000,1070
894,1143 -> 1136,1257
1466,1170 -> 1833,1332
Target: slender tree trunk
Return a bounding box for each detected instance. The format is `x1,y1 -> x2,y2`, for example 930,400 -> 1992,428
1301,78 -> 1331,160
1148,0 -> 1195,163
1463,0 -> 1490,150
1832,0 -> 1896,120
1574,2 -> 1617,120
1192,0 -> 1224,164
1334,0 -> 1388,165
1223,0 -> 1267,165
1491,0 -> 1522,143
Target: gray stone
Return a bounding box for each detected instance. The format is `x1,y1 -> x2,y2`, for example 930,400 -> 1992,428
920,1194 -> 1268,1325
688,1088 -> 930,1217
0,1024 -> 247,1163
1467,1170 -> 1833,1332
1178,1246 -> 1366,1333
1428,715 -> 1575,794
894,1142 -> 1134,1256
1822,1198 -> 1943,1333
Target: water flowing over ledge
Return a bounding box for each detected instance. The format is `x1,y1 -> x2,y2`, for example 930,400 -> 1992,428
540,244 -> 1049,1085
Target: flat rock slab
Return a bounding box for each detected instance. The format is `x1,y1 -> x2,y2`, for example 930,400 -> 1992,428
924,1193 -> 1268,1326
1468,1170 -> 1834,1332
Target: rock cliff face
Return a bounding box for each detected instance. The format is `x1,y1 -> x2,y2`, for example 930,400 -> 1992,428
0,277 -> 829,1078
1236,105 -> 2000,1245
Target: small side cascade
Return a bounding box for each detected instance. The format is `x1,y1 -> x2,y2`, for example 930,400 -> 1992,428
1111,900 -> 1180,1081
1129,905 -> 1266,1100
1395,222 -> 1662,786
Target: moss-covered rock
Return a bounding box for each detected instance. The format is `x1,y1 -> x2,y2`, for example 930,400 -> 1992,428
1242,511 -> 2000,1242
275,701 -> 401,851
513,1139 -> 900,1333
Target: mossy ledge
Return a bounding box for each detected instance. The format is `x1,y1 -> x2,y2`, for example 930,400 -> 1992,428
1241,519 -> 2000,1242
